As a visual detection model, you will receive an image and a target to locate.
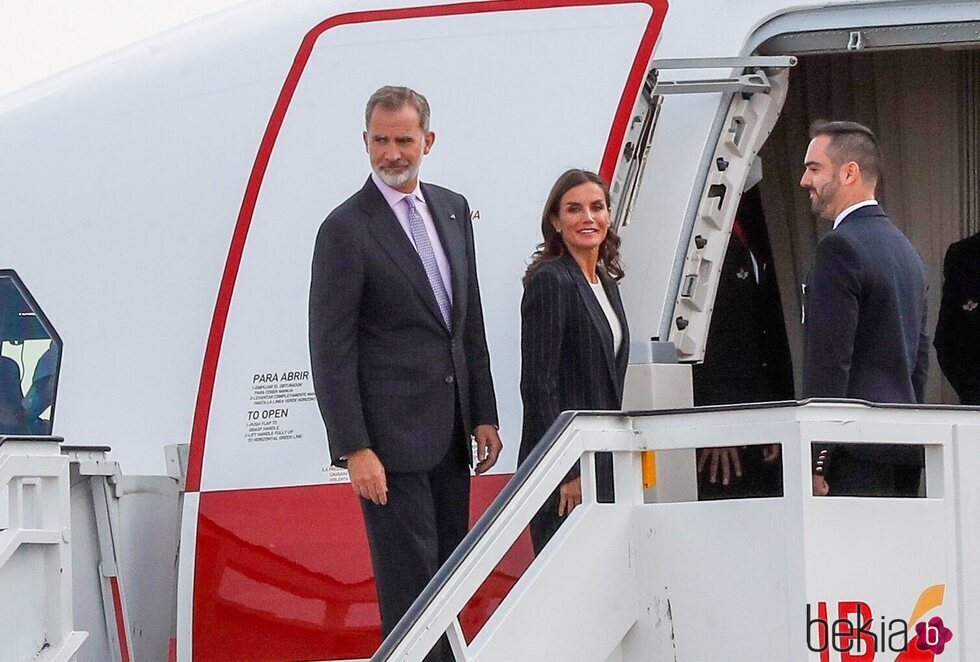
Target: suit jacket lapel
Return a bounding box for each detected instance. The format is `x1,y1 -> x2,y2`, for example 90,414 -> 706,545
563,256 -> 618,392
358,177 -> 447,328
421,183 -> 466,332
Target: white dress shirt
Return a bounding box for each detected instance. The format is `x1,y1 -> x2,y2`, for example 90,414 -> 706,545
833,199 -> 878,230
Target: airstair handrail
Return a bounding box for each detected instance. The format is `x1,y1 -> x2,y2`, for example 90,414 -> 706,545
372,408 -> 628,661
0,434 -> 64,444
374,401 -> 799,660
627,396 -> 978,417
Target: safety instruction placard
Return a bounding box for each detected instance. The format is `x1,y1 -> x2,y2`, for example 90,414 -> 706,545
245,370 -> 316,443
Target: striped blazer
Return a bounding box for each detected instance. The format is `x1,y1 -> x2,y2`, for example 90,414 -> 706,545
518,254 -> 630,482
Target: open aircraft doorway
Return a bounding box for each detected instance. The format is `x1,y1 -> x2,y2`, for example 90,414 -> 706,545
753,18 -> 980,406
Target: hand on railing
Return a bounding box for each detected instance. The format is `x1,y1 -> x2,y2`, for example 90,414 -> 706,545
558,476 -> 582,515
697,447 -> 742,485
697,444 -> 780,487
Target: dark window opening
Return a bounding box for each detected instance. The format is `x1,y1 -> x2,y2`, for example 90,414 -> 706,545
0,270 -> 62,436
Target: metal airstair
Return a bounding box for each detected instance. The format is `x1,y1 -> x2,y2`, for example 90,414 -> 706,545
373,401 -> 980,661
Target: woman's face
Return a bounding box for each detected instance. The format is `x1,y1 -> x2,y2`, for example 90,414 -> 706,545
552,182 -> 610,254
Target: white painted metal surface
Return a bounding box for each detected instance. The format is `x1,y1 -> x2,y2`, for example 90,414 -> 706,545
114,474 -> 181,661
623,362 -> 698,503
668,65 -> 790,360
67,448 -> 132,662
66,446 -> 180,661
0,436 -> 87,661
175,492 -> 199,662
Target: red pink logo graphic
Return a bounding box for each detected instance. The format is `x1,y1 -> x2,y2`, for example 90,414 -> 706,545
914,617 -> 952,655
807,585 -> 952,661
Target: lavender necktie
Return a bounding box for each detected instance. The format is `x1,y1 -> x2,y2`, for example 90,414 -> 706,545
404,195 -> 451,326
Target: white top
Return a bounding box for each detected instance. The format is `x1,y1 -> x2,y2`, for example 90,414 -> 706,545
589,280 -> 622,355
832,199 -> 878,230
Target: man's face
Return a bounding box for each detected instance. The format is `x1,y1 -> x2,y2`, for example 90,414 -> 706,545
800,135 -> 843,222
363,104 -> 435,193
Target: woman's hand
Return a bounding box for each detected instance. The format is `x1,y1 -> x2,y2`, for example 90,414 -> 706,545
558,476 -> 582,516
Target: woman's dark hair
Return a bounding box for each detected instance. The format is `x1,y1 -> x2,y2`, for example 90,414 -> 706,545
523,169 -> 624,285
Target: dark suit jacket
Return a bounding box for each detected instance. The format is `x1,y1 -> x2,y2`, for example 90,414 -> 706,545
518,255 -> 630,482
693,217 -> 794,406
934,232 -> 980,405
309,177 -> 498,473
803,204 -> 929,466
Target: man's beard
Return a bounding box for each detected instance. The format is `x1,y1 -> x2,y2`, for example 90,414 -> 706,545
808,179 -> 839,221
374,160 -> 420,189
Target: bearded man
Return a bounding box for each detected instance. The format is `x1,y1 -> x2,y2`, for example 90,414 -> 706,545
799,120 -> 929,497
309,85 -> 501,660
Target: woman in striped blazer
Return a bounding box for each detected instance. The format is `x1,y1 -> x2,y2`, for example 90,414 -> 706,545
519,169 -> 630,553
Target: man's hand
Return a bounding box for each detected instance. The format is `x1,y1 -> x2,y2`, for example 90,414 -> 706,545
762,444 -> 780,463
697,447 -> 742,485
558,476 -> 582,516
347,448 -> 388,505
812,474 -> 830,496
473,424 -> 502,475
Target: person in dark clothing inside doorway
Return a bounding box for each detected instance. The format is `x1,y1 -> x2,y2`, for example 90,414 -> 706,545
694,184 -> 794,499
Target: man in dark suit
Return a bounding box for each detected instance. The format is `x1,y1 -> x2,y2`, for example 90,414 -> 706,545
309,86 -> 501,659
799,120 -> 929,497
935,231 -> 980,405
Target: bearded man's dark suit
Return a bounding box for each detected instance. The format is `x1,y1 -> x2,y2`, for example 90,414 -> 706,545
802,203 -> 929,495
934,232 -> 980,405
309,176 -> 498,647
518,255 -> 629,553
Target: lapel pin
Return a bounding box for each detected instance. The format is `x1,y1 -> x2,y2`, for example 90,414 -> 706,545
449,213 -> 456,220
963,299 -> 978,312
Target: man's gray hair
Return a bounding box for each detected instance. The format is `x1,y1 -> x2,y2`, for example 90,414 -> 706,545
364,86 -> 431,131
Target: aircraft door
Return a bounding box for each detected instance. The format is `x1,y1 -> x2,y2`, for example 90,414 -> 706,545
611,57 -> 796,365
177,2 -> 669,661
664,61 -> 795,362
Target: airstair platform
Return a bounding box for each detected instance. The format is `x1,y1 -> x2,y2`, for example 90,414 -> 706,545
375,401 -> 980,662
